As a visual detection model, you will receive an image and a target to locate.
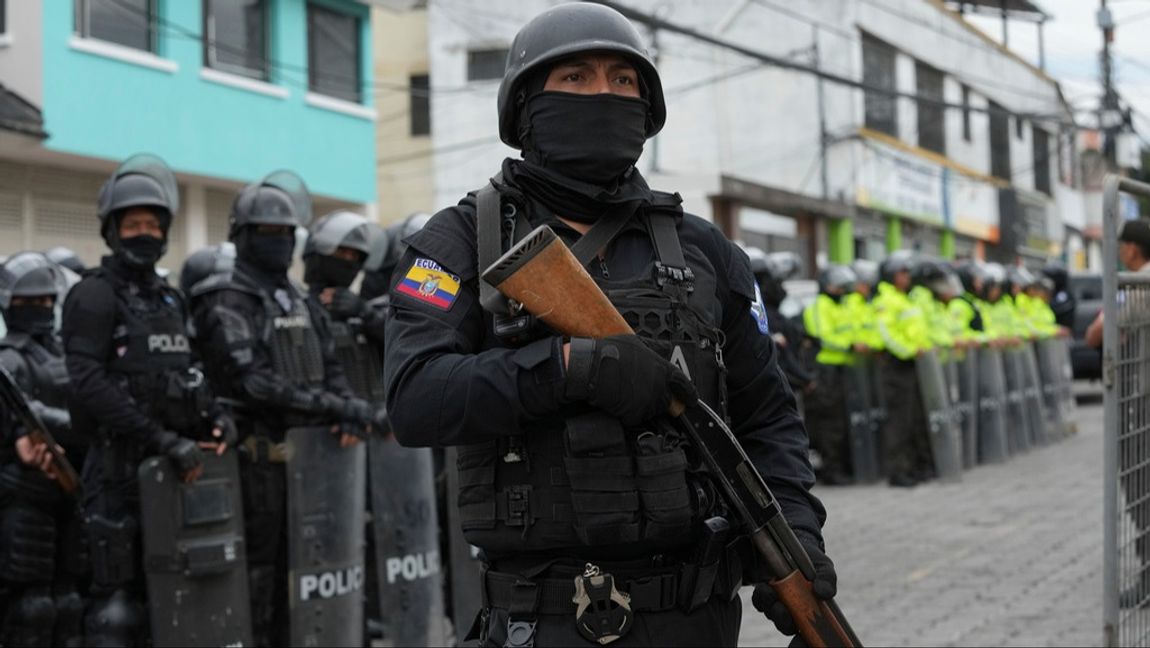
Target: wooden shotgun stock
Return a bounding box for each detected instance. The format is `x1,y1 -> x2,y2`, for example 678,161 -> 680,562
482,225 -> 861,648
0,365 -> 80,494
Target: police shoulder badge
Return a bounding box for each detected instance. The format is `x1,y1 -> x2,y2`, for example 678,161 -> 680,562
396,258 -> 462,311
750,283 -> 770,335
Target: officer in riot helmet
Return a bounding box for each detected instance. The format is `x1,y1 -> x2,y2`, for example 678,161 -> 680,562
803,264 -> 858,485
1041,263 -> 1075,330
384,5 -> 829,646
42,247 -> 86,275
188,171 -> 373,647
360,212 -> 432,302
746,249 -> 814,396
0,252 -> 85,648
60,154 -> 235,647
304,210 -> 385,345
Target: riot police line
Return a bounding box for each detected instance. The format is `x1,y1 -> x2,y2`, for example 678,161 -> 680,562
750,247 -> 1079,489
0,154 -> 460,647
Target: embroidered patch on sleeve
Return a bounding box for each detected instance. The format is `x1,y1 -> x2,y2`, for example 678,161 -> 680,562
395,258 -> 462,311
750,283 -> 770,335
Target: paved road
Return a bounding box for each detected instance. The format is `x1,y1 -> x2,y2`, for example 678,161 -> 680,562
738,383 -> 1105,648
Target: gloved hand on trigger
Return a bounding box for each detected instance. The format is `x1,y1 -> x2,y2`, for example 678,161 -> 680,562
751,532 -> 837,644
564,334 -> 697,427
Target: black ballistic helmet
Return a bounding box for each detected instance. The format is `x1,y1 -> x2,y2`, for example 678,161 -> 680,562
304,211 -> 373,259
42,246 -> 85,274
0,252 -> 65,310
179,242 -> 236,296
229,170 -> 313,237
365,212 -> 432,274
97,154 -> 179,255
496,2 -> 666,149
819,264 -> 857,295
1041,263 -> 1069,294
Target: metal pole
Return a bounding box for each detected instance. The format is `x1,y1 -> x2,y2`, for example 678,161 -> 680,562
1103,174 -> 1120,648
814,24 -> 829,202
1101,0 -> 1118,165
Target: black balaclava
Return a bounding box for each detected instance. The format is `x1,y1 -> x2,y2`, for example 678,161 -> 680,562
304,254 -> 362,290
237,227 -> 295,276
107,208 -> 169,270
6,302 -> 55,337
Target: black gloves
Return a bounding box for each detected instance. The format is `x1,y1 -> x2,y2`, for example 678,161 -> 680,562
153,430 -> 203,477
752,533 -> 837,642
210,413 -> 238,447
328,288 -> 367,320
564,334 -> 697,427
315,392 -> 373,440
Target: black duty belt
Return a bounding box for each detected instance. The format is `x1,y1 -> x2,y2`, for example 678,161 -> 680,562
483,568 -> 680,614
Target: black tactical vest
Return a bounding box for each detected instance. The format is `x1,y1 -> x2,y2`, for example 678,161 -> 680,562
457,190 -> 728,557
329,317 -> 385,403
0,333 -> 70,410
258,283 -> 326,391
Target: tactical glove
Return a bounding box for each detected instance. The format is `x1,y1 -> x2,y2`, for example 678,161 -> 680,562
564,334 -> 697,427
751,532 -> 837,643
328,288 -> 367,320
153,431 -> 203,477
210,413 -> 239,447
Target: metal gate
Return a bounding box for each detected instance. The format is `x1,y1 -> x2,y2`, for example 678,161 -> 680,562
1103,175 -> 1150,646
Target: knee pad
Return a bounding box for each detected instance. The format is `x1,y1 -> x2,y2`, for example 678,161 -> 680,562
54,585 -> 86,648
84,589 -> 144,648
2,586 -> 57,648
0,505 -> 57,583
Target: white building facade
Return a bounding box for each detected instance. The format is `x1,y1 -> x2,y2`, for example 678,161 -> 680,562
419,0 -> 1087,271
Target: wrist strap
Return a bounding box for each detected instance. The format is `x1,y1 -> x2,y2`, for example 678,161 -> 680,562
564,338 -> 597,401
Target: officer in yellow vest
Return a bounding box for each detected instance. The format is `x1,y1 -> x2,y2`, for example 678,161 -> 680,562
872,253 -> 934,487
802,264 -> 858,485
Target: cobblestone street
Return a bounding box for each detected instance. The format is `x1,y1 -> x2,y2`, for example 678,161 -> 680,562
739,384 -> 1105,648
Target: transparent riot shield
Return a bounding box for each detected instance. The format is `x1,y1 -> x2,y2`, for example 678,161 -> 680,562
139,451 -> 252,647
976,346 -> 1009,463
1056,337 -> 1078,433
955,350 -> 979,469
844,361 -> 881,483
285,427 -> 367,648
369,437 -> 447,647
1019,343 -> 1052,445
916,350 -> 963,482
1036,338 -> 1072,439
1002,347 -> 1033,454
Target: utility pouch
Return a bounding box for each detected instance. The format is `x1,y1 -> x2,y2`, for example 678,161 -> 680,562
88,513 -> 138,587
677,516 -> 731,613
572,563 -> 633,645
633,427 -> 693,541
564,414 -> 640,546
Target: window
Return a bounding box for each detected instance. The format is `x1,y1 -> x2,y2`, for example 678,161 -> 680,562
1033,127 -> 1051,196
75,0 -> 155,52
204,0 -> 269,80
308,4 -> 362,103
862,34 -> 897,138
961,85 -> 971,143
988,100 -> 1012,180
467,48 -> 508,82
915,62 -> 945,155
410,74 -> 430,136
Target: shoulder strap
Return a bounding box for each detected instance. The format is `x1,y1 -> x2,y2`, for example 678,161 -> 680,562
646,206 -> 694,292
568,202 -> 639,268
477,179 -> 510,315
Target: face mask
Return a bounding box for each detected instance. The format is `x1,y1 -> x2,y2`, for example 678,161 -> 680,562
7,304 -> 55,336
522,92 -> 649,185
305,255 -> 361,289
119,234 -> 165,268
245,232 -> 296,275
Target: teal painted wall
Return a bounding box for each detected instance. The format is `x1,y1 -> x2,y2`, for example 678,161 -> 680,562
41,0 -> 375,203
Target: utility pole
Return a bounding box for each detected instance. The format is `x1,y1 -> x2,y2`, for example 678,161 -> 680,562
1099,0 -> 1119,166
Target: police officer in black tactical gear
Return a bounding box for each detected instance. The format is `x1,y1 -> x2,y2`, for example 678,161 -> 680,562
0,252 -> 86,648
360,212 -> 432,302
188,172 -> 374,647
745,249 -> 815,400
61,154 -> 234,647
383,5 -> 830,646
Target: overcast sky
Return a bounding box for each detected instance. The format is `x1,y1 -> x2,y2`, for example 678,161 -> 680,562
965,0 -> 1150,139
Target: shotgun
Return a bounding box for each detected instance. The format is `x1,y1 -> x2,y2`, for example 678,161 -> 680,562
482,225 -> 861,648
0,364 -> 81,494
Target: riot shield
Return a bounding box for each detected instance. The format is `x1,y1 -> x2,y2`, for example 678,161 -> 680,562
1035,338 -> 1071,439
976,346 -> 1009,463
844,361 -> 880,483
1002,348 -> 1032,454
955,351 -> 979,469
1019,343 -> 1051,445
139,451 -> 252,647
286,427 -> 367,648
867,356 -> 888,477
915,350 -> 963,482
444,446 -> 484,643
1056,337 -> 1078,433
369,437 -> 447,647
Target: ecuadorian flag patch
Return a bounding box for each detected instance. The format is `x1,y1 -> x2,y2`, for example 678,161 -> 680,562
396,258 -> 462,311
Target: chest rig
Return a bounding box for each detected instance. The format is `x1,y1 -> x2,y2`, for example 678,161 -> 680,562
456,183 -> 728,556
253,279 -> 326,391
96,270 -> 208,435
0,334 -> 70,409
329,314 -> 385,403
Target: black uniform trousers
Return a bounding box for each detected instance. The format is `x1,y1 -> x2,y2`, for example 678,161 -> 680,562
879,355 -> 932,481
804,363 -> 849,482
238,456 -> 289,647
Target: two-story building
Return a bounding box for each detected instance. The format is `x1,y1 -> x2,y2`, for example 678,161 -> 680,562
0,0 -> 379,271
392,0 -> 1088,272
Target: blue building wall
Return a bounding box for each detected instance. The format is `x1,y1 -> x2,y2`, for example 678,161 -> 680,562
40,0 -> 376,204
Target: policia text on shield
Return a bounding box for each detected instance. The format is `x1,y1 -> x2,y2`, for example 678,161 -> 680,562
482,226 -> 861,648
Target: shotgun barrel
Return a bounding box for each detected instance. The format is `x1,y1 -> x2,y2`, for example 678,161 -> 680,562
0,364 -> 80,494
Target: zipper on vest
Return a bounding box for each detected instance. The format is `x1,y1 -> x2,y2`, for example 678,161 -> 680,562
597,256 -> 610,279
